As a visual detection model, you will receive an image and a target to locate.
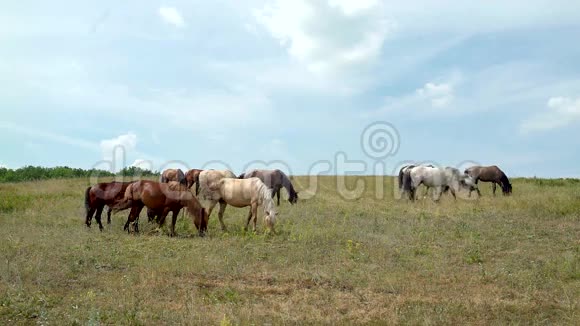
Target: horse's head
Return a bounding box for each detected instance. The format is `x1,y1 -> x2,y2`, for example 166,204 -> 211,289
461,175 -> 478,191
288,191 -> 299,205
265,209 -> 277,233
502,182 -> 513,195
238,173 -> 245,179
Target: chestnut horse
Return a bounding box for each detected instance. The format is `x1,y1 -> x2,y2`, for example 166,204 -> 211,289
160,168 -> 187,186
84,181 -> 134,230
239,169 -> 298,206
145,181 -> 188,223
185,169 -> 203,195
464,165 -> 512,196
119,180 -> 207,237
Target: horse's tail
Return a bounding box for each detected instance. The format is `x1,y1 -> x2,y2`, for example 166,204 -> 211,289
398,166 -> 406,190
402,170 -> 414,200
499,171 -> 512,195
84,186 -> 92,216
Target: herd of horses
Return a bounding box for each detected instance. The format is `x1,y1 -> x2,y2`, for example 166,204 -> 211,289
84,168 -> 298,237
84,165 -> 511,237
398,164 -> 512,201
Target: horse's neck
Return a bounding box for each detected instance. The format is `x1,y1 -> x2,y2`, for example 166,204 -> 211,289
281,174 -> 295,194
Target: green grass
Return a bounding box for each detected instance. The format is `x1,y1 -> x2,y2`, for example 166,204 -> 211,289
0,176 -> 579,324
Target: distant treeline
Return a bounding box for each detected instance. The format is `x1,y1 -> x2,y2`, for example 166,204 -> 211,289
0,166 -> 159,183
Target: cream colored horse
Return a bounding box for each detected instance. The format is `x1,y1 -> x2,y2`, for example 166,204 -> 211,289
199,171 -> 277,233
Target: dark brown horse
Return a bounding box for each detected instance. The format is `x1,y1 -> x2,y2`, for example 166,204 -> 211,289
185,169 -> 203,195
464,165 -> 512,196
84,181 -> 134,230
239,169 -> 298,206
118,180 -> 207,237
160,168 -> 187,186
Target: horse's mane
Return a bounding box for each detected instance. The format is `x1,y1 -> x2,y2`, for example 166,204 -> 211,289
256,179 -> 276,215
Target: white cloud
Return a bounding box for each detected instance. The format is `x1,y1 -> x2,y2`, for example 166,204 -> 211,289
372,78 -> 459,115
100,133 -> 138,161
159,6 -> 185,28
416,82 -> 454,108
521,96 -> 580,133
253,0 -> 393,74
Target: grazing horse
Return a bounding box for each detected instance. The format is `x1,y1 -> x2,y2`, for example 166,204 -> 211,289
84,181 -> 134,230
118,180 -> 207,237
200,177 -> 277,233
402,166 -> 477,202
185,169 -> 203,195
145,181 -> 188,223
239,169 -> 298,205
464,165 -> 512,196
160,168 -> 187,186
398,164 -> 444,199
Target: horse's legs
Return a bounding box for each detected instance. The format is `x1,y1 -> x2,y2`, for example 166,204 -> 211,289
95,206 -> 105,231
276,188 -> 281,206
107,206 -> 112,224
449,186 -> 457,200
217,201 -> 228,231
244,208 -> 253,231
492,182 -> 497,196
86,207 -> 96,228
170,209 -> 179,237
124,203 -> 144,234
251,203 -> 258,232
158,208 -> 169,227
433,186 -> 443,202
422,186 -> 429,199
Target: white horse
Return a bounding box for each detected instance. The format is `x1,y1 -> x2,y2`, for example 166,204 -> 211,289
402,166 -> 476,201
198,170 -> 277,233
398,164 -> 437,199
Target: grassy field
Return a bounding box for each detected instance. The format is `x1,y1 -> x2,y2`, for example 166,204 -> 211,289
0,176 -> 579,325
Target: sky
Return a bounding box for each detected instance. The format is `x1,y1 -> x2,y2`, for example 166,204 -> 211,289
1,0 -> 580,177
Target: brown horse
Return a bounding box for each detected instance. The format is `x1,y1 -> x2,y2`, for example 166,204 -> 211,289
146,181 -> 188,223
239,169 -> 298,206
119,180 -> 207,236
160,168 -> 187,186
84,181 -> 134,230
185,169 -> 203,195
464,165 -> 512,196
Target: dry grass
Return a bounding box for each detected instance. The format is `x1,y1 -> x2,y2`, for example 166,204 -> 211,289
0,176 -> 579,325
